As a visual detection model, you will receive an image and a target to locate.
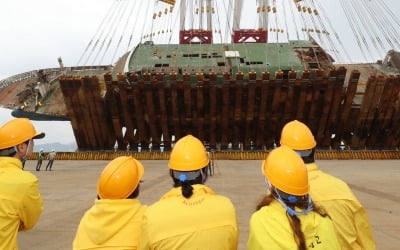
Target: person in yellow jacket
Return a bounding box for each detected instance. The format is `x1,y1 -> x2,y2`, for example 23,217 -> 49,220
139,135 -> 238,250
73,156 -> 146,250
248,146 -> 341,250
0,118 -> 45,250
280,120 -> 376,250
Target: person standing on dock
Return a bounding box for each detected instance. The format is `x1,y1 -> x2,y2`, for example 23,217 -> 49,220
280,120 -> 376,250
45,149 -> 56,171
139,135 -> 238,250
73,156 -> 146,250
0,118 -> 45,250
35,148 -> 44,171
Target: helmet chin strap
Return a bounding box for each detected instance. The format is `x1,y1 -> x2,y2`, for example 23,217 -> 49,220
201,168 -> 208,184
275,195 -> 313,216
21,139 -> 32,161
265,178 -> 313,216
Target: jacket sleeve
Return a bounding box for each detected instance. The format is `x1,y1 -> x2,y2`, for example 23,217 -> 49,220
354,206 -> 376,250
18,178 -> 43,231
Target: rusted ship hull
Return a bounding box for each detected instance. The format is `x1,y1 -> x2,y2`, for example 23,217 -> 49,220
2,0 -> 400,152
59,66 -> 400,151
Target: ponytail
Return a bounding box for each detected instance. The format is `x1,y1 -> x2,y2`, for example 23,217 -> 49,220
287,213 -> 306,250
256,190 -> 328,250
170,168 -> 207,199
181,182 -> 194,198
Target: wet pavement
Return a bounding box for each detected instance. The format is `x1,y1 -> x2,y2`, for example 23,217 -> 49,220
18,159 -> 400,250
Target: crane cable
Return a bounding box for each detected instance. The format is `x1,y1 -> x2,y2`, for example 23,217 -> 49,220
313,0 -> 351,63
110,0 -> 139,64
288,0 -> 307,68
91,1 -> 126,65
79,1 -> 118,66
363,0 -> 392,53
281,0 -> 293,69
295,0 -> 320,69
86,1 -> 122,65
349,0 -> 383,59
308,0 -> 337,63
99,0 -> 130,64
338,0 -> 369,62
371,0 -> 400,49
76,1 -> 116,66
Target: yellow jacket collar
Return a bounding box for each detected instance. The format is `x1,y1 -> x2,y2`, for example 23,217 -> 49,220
161,184 -> 216,200
306,162 -> 319,172
0,156 -> 23,169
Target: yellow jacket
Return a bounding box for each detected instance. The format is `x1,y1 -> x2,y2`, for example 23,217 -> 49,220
247,200 -> 341,250
307,163 -> 376,250
73,199 -> 146,249
139,184 -> 238,250
0,157 -> 43,250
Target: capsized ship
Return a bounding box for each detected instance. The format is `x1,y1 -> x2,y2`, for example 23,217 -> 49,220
1,0 -> 400,151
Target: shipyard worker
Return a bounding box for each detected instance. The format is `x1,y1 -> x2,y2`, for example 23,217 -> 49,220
248,146 -> 340,250
73,156 -> 146,250
280,120 -> 376,250
139,135 -> 238,250
0,118 -> 45,250
35,148 -> 44,171
45,149 -> 56,171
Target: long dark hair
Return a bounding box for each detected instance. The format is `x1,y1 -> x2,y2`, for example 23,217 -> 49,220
256,189 -> 328,250
170,167 -> 208,198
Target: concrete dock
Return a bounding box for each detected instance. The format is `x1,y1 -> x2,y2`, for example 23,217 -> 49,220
18,159 -> 400,250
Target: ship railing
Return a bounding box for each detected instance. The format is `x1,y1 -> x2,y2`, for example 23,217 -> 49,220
0,65 -> 112,91
0,71 -> 37,90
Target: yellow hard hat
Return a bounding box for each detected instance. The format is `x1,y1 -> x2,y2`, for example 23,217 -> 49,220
97,156 -> 144,199
262,146 -> 309,196
0,118 -> 45,149
168,135 -> 209,171
280,120 -> 316,150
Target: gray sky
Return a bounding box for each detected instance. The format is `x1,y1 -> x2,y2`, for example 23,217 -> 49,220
0,0 -> 399,148
0,108 -> 76,146
0,0 -> 111,79
1,0 -> 399,79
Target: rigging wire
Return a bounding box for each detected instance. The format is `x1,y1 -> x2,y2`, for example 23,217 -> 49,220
313,0 -> 351,63
263,0 -> 270,73
127,0 -> 146,50
99,0 -> 130,64
338,0 -> 369,62
307,0 -> 336,63
91,1 -> 125,65
370,0 -> 400,49
294,0 -> 319,69
379,0 -> 400,30
271,0 -> 281,71
363,0 -> 391,54
349,0 -> 382,59
213,0 -> 224,43
140,0 -> 152,44
289,0 -> 305,68
282,0 -> 292,69
76,1 -> 116,66
81,1 -> 119,66
110,0 -> 138,63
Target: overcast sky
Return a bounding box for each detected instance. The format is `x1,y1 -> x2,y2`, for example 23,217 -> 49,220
1,0 -> 399,79
0,0 -> 112,79
0,0 -> 399,148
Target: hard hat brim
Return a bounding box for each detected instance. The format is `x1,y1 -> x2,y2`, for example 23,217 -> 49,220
33,132 -> 45,139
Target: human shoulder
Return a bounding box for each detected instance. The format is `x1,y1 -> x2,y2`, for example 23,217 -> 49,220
17,170 -> 40,185
250,201 -> 286,223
